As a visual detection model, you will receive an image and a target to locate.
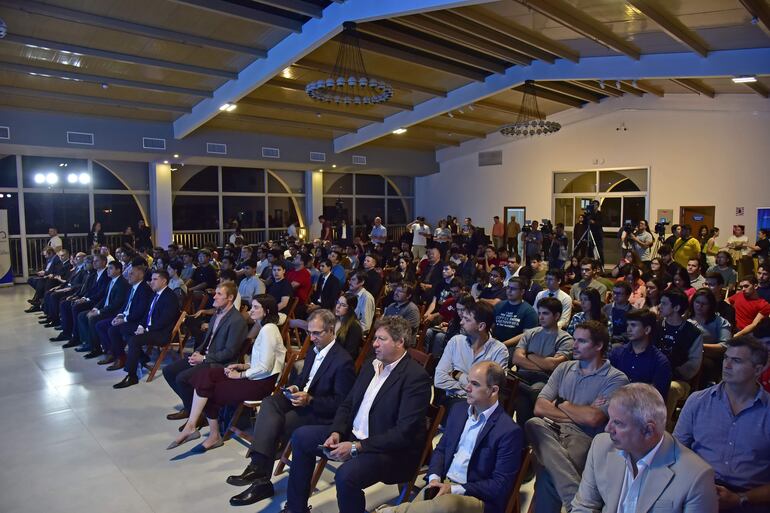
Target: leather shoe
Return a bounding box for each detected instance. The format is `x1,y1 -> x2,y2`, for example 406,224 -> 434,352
44,322 -> 58,328
25,306 -> 41,313
74,344 -> 91,352
166,410 -> 189,421
39,318 -> 51,324
113,375 -> 139,389
50,333 -> 69,342
97,356 -> 115,365
62,339 -> 80,348
229,481 -> 274,506
84,350 -> 103,359
106,358 -> 126,371
227,464 -> 269,486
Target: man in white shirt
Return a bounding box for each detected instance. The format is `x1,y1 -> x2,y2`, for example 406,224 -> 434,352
571,383 -> 717,513
282,316 -> 432,513
534,269 -> 572,329
47,226 -> 63,251
407,217 -> 431,260
370,217 -> 387,245
349,270 -> 375,334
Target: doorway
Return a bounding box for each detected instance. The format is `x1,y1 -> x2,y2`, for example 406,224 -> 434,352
503,206 -> 526,256
679,206 -> 715,236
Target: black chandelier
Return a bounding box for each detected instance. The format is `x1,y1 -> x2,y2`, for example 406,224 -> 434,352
499,80 -> 561,137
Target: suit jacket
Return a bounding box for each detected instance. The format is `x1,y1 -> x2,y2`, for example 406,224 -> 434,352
330,353 -> 432,479
76,269 -> 96,298
198,306 -> 248,365
365,268 -> 383,299
427,402 -> 523,513
45,255 -> 64,276
312,272 -> 341,310
85,269 -> 110,304
123,281 -> 154,324
95,276 -> 129,317
145,287 -> 180,336
571,432 -> 718,513
291,341 -> 356,419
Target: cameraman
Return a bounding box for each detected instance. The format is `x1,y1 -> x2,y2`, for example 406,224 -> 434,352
587,200 -> 605,264
622,220 -> 654,269
523,220 -> 543,265
548,223 -> 569,271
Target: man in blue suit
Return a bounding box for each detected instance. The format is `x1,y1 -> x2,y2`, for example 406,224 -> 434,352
113,269 -> 180,389
380,361 -> 523,513
76,260 -> 129,357
60,254 -> 110,348
227,308 -> 356,506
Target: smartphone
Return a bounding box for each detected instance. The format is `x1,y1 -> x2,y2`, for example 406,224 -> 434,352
282,387 -> 294,399
423,487 -> 439,500
317,444 -> 335,460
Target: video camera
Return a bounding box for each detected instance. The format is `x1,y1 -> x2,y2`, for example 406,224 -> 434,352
654,219 -> 669,237
622,220 -> 634,234
540,219 -> 553,235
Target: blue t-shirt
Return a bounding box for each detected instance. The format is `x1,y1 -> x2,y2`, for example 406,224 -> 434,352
493,300 -> 538,342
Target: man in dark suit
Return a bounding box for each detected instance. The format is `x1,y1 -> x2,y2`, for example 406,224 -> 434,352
163,281 -> 248,420
41,252 -> 86,326
227,308 -> 356,506
77,260 -> 129,357
58,254 -> 110,348
280,316 -> 431,513
113,269 -> 180,389
95,259 -> 153,368
25,247 -> 65,312
48,255 -> 94,329
381,362 -> 523,513
308,259 -> 342,312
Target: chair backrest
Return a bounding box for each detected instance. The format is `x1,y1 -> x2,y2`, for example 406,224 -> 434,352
195,292 -> 209,312
237,337 -> 255,364
354,332 -> 374,373
500,372 -> 520,417
276,352 -> 300,391
170,311 -> 187,343
407,347 -> 431,369
505,447 -> 534,513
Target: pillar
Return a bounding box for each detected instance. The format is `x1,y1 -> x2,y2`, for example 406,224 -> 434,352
150,161 -> 173,247
305,170 -> 324,241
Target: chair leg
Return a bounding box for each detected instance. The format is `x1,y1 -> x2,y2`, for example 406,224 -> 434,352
146,345 -> 169,382
274,442 -> 292,476
223,403 -> 245,442
309,457 -> 328,494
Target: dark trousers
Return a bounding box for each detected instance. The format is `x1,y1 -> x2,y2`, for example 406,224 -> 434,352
162,359 -> 214,413
28,276 -> 51,301
77,310 -> 112,349
44,289 -> 71,320
95,317 -> 115,353
125,330 -> 168,378
248,393 -> 324,469
61,300 -> 93,340
109,321 -> 140,359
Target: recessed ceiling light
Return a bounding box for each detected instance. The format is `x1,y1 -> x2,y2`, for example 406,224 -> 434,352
392,128 -> 407,135
163,160 -> 169,164
318,169 -> 324,173
732,76 -> 757,83
332,164 -> 337,168
173,154 -> 179,158
219,103 -> 237,112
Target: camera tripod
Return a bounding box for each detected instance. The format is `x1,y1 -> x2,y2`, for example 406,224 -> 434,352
573,224 -> 601,261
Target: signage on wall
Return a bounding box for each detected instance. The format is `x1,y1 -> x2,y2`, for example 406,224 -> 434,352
736,207 -> 745,216
0,210 -> 13,287
657,209 -> 673,223
692,214 -> 704,222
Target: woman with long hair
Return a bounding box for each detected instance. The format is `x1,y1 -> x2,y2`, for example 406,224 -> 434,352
168,294 -> 286,452
644,257 -> 669,283
567,287 -> 607,335
565,255 -> 581,285
644,277 -> 668,318
622,265 -> 646,309
672,267 -> 696,300
689,288 -> 732,386
335,292 -> 363,359
89,221 -> 105,249
704,227 -> 720,268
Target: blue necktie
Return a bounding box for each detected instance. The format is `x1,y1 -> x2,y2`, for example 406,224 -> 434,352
123,286 -> 136,317
146,293 -> 159,325
105,279 -> 115,308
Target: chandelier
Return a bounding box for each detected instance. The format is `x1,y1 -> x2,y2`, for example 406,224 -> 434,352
305,22 -> 393,106
499,80 -> 561,137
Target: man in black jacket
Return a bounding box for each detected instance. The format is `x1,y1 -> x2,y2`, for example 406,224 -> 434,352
113,270 -> 180,389
77,260 -> 129,357
281,316 -> 431,513
41,252 -> 87,326
26,246 -> 64,312
59,254 -> 110,348
308,259 -> 341,312
227,308 -> 356,506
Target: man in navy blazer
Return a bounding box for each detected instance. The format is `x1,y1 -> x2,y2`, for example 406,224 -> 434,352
113,269 -> 180,389
279,316 -> 431,513
60,254 -> 110,348
381,361 -> 523,513
77,260 -> 129,356
227,308 -> 356,506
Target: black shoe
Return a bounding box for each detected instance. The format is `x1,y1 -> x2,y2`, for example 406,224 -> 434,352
50,333 -> 69,342
44,322 -> 58,328
62,339 -> 80,348
106,357 -> 126,371
74,344 -> 91,352
227,465 -> 269,486
229,481 -> 274,506
97,356 -> 115,365
54,325 -> 63,331
25,306 -> 41,313
84,350 -> 103,359
27,299 -> 37,305
113,375 -> 139,389
39,318 -> 51,324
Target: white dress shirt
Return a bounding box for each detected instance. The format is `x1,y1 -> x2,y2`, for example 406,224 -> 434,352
617,435 -> 664,513
303,341 -> 335,392
351,351 -> 407,440
121,282 -> 141,317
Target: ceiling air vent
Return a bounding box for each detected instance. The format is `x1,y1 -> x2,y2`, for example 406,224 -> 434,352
142,137 -> 166,150
207,142 -> 227,155
352,155 -> 367,165
66,131 -> 94,145
309,151 -> 326,162
0,126 -> 9,140
262,147 -> 280,159
478,150 -> 502,167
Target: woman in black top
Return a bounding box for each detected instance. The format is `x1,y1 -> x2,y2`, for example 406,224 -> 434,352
89,221 -> 106,249
335,292 -> 363,360
136,219 -> 152,250
121,225 -> 136,250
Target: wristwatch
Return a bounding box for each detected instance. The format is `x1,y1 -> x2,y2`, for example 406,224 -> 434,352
738,493 -> 749,507
350,442 -> 360,458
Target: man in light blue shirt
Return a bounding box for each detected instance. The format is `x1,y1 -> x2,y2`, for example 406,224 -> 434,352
238,259 -> 265,304
370,217 -> 387,245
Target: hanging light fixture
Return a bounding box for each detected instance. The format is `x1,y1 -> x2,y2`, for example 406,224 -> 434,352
306,22 -> 393,106
499,80 -> 561,137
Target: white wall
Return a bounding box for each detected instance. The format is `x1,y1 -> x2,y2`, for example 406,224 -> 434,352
416,94 -> 770,240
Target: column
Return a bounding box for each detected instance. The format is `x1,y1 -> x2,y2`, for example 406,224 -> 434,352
149,161 -> 173,247
305,170 -> 323,241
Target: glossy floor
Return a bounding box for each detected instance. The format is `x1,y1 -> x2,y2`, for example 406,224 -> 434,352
0,286 -> 532,513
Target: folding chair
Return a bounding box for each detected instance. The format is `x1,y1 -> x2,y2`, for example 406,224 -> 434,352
407,347 -> 432,369
146,312 -> 186,382
500,372 -> 521,417
504,447 -> 534,513
395,404 -> 446,504
280,297 -> 300,342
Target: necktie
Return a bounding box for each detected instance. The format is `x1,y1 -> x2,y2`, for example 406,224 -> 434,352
123,286 -> 136,316
549,292 -> 555,297
105,279 -> 115,308
146,293 -> 159,325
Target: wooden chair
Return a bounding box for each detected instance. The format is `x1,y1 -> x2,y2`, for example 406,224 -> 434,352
500,372 -> 520,417
395,404 -> 446,504
504,447 -> 534,513
354,329 -> 376,373
280,297 -> 300,342
145,312 -> 186,382
407,347 -> 431,369
223,352 -> 300,442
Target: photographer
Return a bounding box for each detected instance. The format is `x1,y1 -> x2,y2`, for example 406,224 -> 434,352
621,220 -> 654,268
548,222 -> 569,271
587,200 -> 605,264
523,220 -> 543,265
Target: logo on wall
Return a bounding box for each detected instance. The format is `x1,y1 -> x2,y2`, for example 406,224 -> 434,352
692,215 -> 704,222
736,207 -> 745,217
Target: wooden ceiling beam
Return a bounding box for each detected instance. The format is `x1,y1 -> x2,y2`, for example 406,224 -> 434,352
450,8 -> 579,63
535,81 -> 604,102
229,114 -> 356,132
0,85 -> 191,113
627,0 -> 709,57
513,83 -> 586,108
475,100 -> 524,116
442,112 -> 502,127
353,33 -> 490,81
356,22 -> 510,73
292,59 -> 447,97
569,80 -> 624,97
738,0 -> 770,35
396,13 -> 547,64
516,0 -> 641,59
615,82 -> 645,97
744,81 -> 769,98
169,0 -> 303,32
625,80 -> 664,97
238,97 -> 384,122
0,0 -> 267,56
249,0 -> 323,18
389,131 -> 461,147
266,78 -> 415,111
2,34 -> 237,79
671,78 -> 715,97
418,122 -> 488,138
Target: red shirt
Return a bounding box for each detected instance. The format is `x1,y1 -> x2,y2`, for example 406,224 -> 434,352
287,268 -> 312,304
728,293 -> 770,329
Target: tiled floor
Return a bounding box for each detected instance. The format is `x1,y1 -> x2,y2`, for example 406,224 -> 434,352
0,286 -> 532,513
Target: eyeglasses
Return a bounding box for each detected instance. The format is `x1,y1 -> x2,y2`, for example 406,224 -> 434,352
308,330 -> 327,338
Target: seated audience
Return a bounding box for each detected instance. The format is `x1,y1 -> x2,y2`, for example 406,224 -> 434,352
77,260 -> 129,357
687,257 -> 707,289
728,275 -> 770,336
287,253 -> 312,306
570,258 -> 608,302
672,267 -> 696,300
226,309 -> 356,505
25,246 -> 65,312
308,258 -> 342,312
658,244 -> 683,280
168,294 -> 285,452
571,383 -> 717,513
756,264 -> 770,302
534,269 -> 572,329
56,254 -> 110,347
188,249 -> 218,294
281,316 -> 431,513
567,287 -> 607,336
334,293 -> 364,360
267,260 -> 294,312
602,281 -> 636,344
525,320 -> 629,513
622,265 -> 646,309
381,362 -> 523,513
477,266 -> 507,306
707,250 -> 738,290
424,294 -> 475,361
422,262 -> 459,323
674,336 -> 770,513
609,309 -> 671,399
704,271 -> 736,326
493,277 -> 538,351
511,297 -> 574,429
238,259 -> 265,305
349,270 -> 375,334
362,253 -> 384,299
382,282 -> 421,334
690,288 -> 733,386
41,252 -> 88,327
